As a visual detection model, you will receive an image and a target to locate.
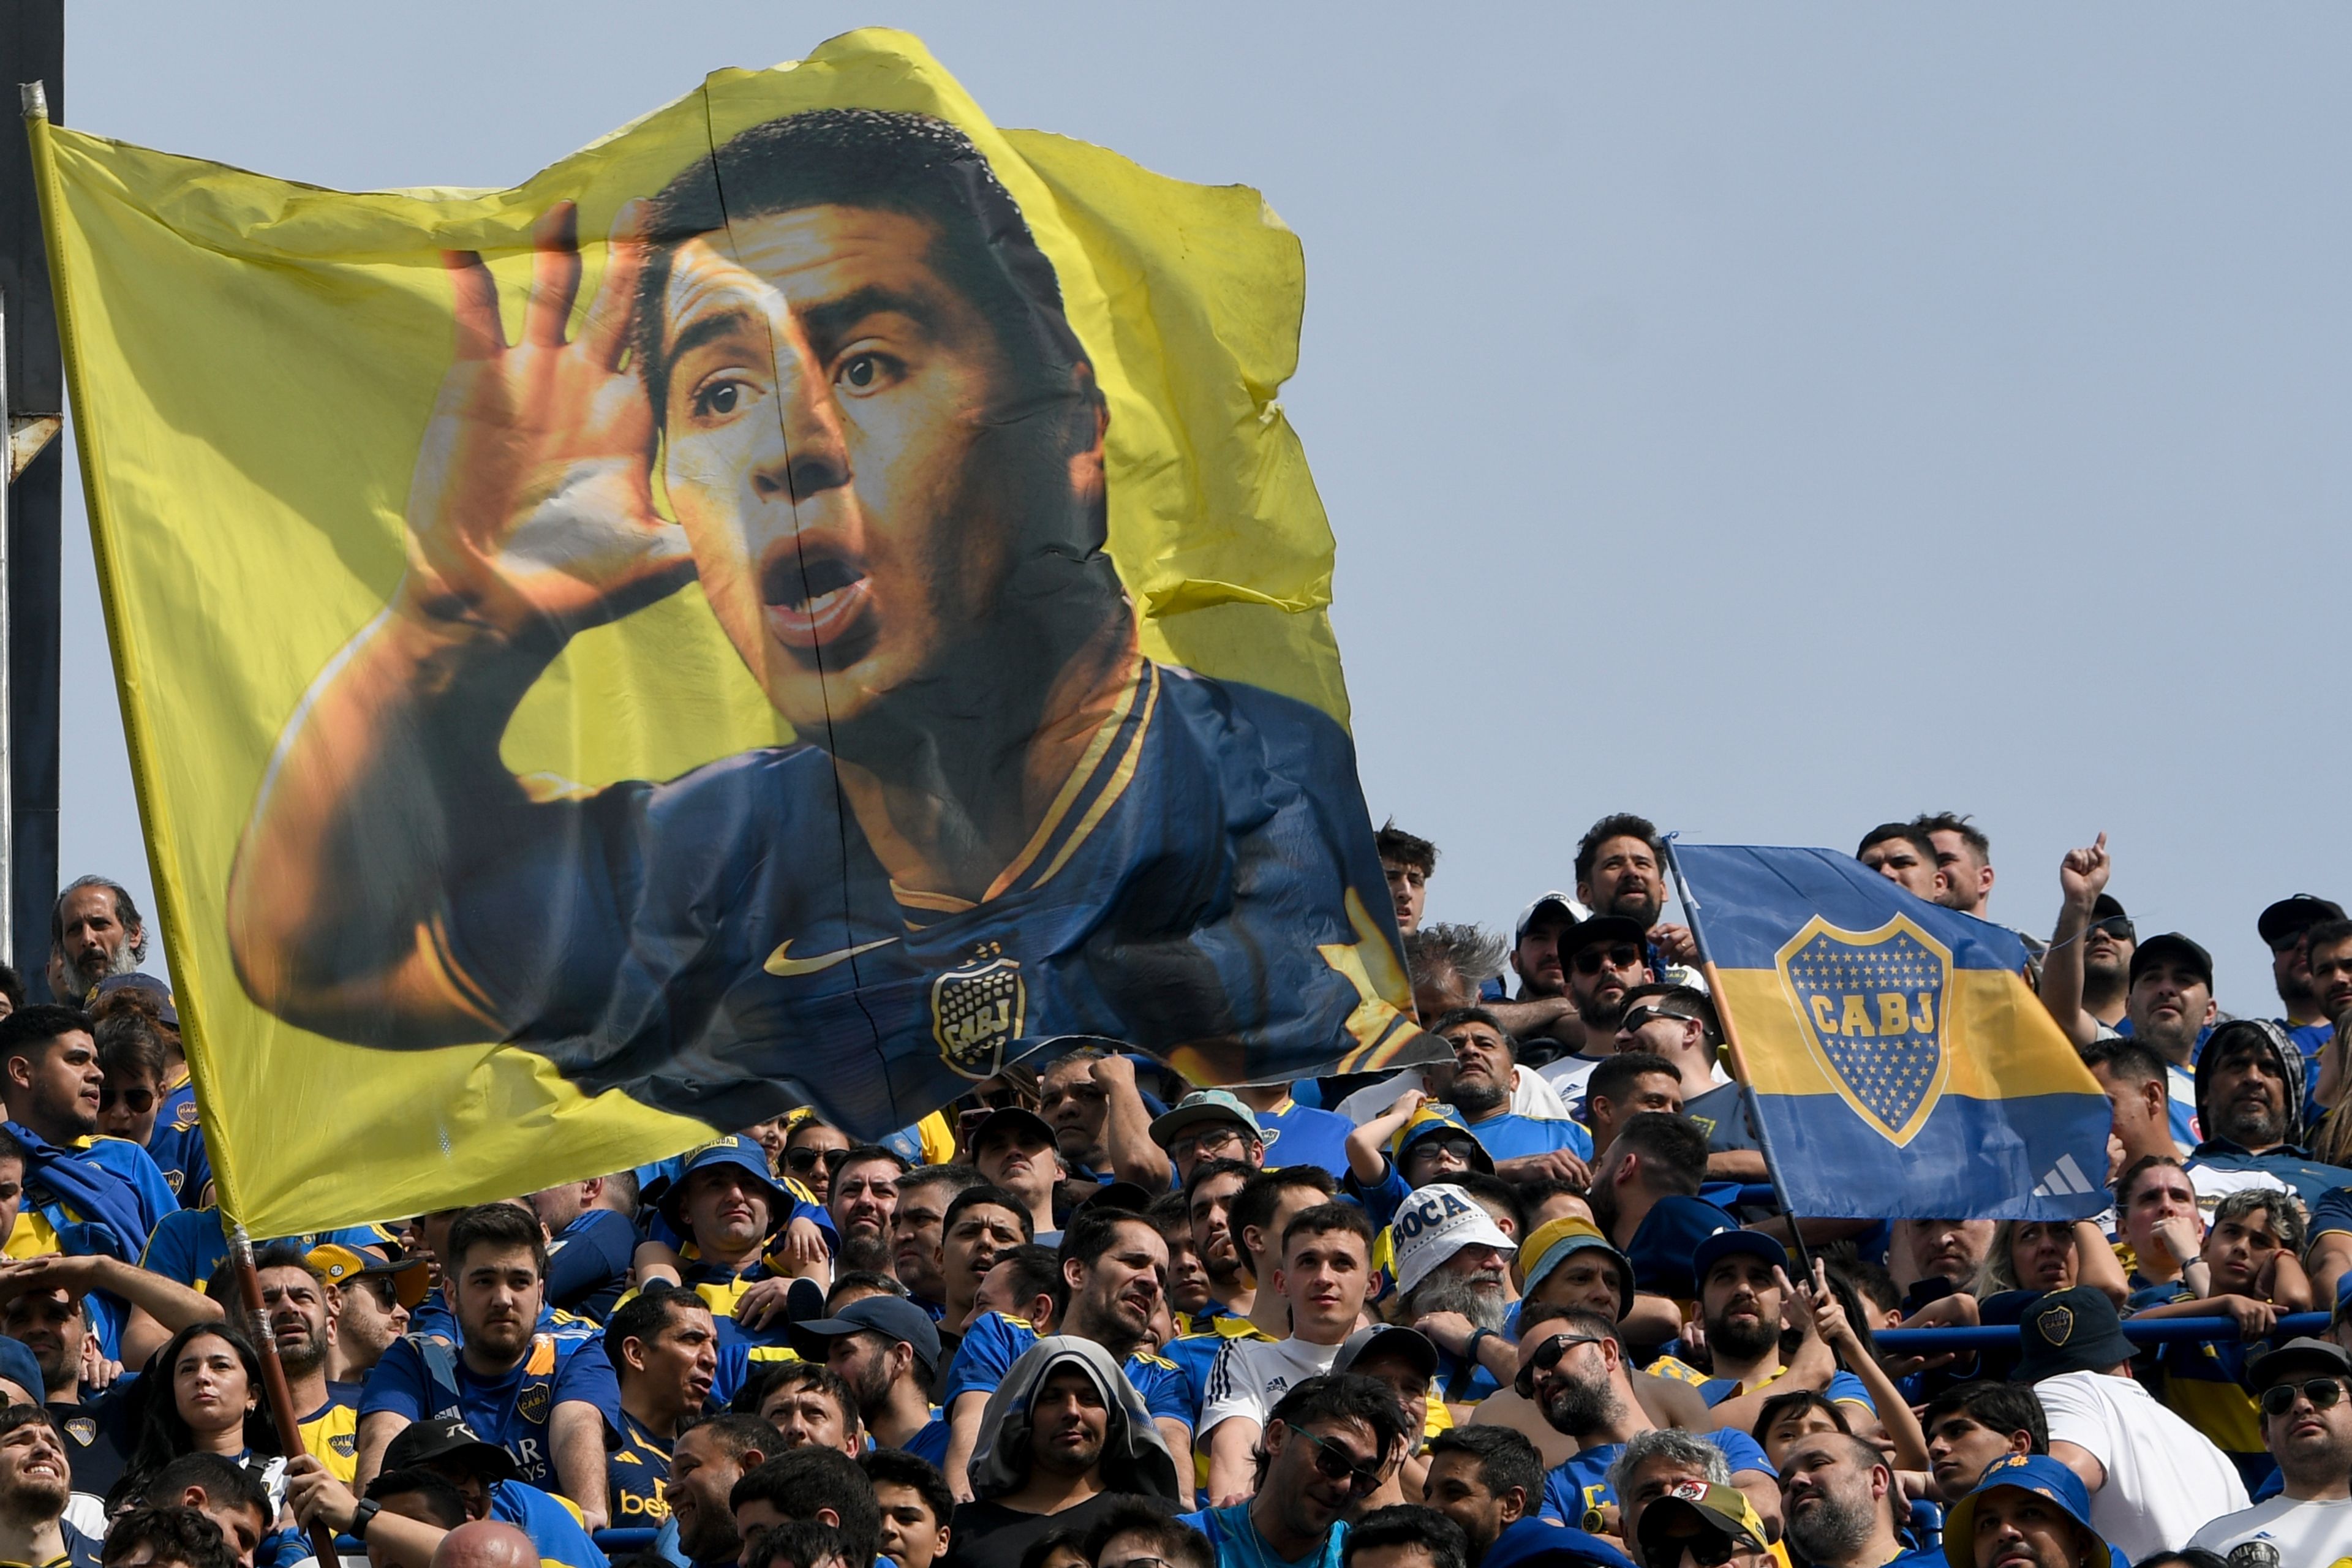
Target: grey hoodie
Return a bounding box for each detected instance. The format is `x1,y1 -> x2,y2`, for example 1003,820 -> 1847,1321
967,1335 -> 1180,1504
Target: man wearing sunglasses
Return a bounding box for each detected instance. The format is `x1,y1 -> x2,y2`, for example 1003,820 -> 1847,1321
1611,988 -> 1765,1188
1151,1095 -> 1267,1191
1539,921 -> 1656,1114
2259,894 -> 2347,1074
1517,1305 -> 1779,1544
2187,1336 -> 2352,1559
1177,1373 -> 1409,1568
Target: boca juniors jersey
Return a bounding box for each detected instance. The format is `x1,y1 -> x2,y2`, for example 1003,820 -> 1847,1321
429,662 -> 1429,1134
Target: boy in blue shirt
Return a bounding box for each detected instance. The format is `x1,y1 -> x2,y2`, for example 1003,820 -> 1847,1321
358,1204 -> 621,1527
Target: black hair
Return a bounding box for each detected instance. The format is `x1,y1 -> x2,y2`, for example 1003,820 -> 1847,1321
1343,1506 -> 1468,1568
1587,1052 -> 1681,1110
366,1467 -> 469,1530
1613,984 -> 1722,1047
1910,812 -> 1989,859
1610,1112 -> 1708,1197
99,1506 -> 238,1568
447,1202 -> 548,1280
1856,822 -> 1939,862
827,1272 -> 911,1308
1920,1381 -> 2049,1454
2079,1035 -> 2166,1087
117,1326 -> 282,1502
0,1005 -> 91,1067
1183,1158 -> 1256,1207
1830,1256 -> 1900,1317
1265,1374 -> 1411,1474
831,1145 -> 911,1182
732,1447 -> 881,1568
1510,1178 -> 1588,1219
944,1184 -> 1035,1242
0,969 -> 20,1015
1280,1202 -> 1376,1259
856,1449 -> 952,1530
1752,1389 -> 1850,1449
1517,1303 -> 1621,1354
993,1243 -> 1067,1324
1016,1528 -> 1089,1568
1575,815 -> 1663,886
1143,1191 -> 1193,1242
634,109 -> 1093,447
1078,1498 -> 1212,1568
1427,1007 -> 1509,1044
1229,1166 -> 1337,1272
743,1520 -> 846,1568
680,1411 -> 788,1463
605,1283 -> 710,1371
1057,1205 -> 1158,1275
134,1451 -> 272,1523
898,1164 -> 984,1205
1424,1426 -> 1543,1504
1376,822 -> 1438,876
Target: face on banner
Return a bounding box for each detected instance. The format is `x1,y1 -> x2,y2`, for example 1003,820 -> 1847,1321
40,34 -> 1430,1227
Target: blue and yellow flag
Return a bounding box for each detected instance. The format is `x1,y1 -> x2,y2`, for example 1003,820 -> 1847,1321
30,29 -> 1428,1233
1673,845 -> 2106,1220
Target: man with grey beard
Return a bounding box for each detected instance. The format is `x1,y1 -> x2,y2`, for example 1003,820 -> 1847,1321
48,876 -> 146,1002
1776,1433 -> 1936,1566
1389,1185 -> 1519,1405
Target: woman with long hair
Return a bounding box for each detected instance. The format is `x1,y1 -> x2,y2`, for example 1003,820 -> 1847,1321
1971,1218 -> 2128,1308
112,1322 -> 285,1509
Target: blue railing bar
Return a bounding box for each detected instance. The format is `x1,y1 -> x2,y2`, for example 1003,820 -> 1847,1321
1875,1311 -> 2328,1352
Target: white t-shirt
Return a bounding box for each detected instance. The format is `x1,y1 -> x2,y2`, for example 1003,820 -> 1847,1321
1332,1066 -> 1572,1125
2187,1493 -> 2352,1563
1198,1336 -> 1340,1440
2034,1368 -> 2248,1561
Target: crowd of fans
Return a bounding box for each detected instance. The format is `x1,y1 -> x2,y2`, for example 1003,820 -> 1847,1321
0,808 -> 2344,1568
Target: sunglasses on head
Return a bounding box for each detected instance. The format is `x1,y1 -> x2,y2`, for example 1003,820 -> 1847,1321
2259,1376 -> 2349,1418
1285,1424 -> 1384,1496
1618,1005 -> 1694,1034
1513,1333 -> 1605,1399
1572,944 -> 1644,976
98,1085 -> 154,1114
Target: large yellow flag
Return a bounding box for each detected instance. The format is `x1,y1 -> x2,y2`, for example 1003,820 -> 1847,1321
35,28 -> 1426,1233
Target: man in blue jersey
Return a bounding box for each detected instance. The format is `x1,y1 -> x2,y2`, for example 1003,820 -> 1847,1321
223,108 -> 1422,1139
1178,1374 -> 1406,1568
356,1204 -> 620,1525
529,1175 -> 639,1324
606,1286 -> 719,1527
788,1295 -> 948,1465
1515,1305 -> 1779,1542
943,1206 -> 1192,1501
1778,1433 -> 1941,1568
287,1415 -> 609,1568
1645,1232 -> 1878,1441
0,1006 -> 176,1259
1422,1013 -> 1589,1178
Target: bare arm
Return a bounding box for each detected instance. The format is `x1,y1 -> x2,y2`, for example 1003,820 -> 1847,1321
1348,1089 -> 1428,1184
353,1409 -> 409,1496
1205,1417 -> 1261,1507
551,1400 -> 610,1530
2038,835 -> 2110,1049
2048,1438 -> 2106,1494
224,203 -> 692,1042
2310,1231 -> 2352,1309
1153,1417 -> 1195,1508
1483,996 -> 1581,1050
1094,1057 -> 1172,1191
945,1389 -> 987,1502
2073,1221 -> 2129,1306
0,1256 -> 224,1371
285,1455 -> 448,1568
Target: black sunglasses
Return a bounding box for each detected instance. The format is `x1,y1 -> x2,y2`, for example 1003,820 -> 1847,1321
2259,1376 -> 2348,1418
99,1085 -> 154,1114
783,1147 -> 852,1175
1618,1005 -> 1694,1034
1406,1134 -> 1480,1165
1285,1424 -> 1383,1496
2090,915 -> 2136,942
1642,1534 -> 1741,1568
1571,944 -> 1643,976
1513,1333 -> 1605,1399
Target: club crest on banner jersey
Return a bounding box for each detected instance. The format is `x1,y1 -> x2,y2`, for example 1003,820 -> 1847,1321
933,942 -> 1025,1080
1774,914 -> 1951,1146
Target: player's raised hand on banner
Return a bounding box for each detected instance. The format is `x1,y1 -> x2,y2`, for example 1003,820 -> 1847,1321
400,198 -> 692,643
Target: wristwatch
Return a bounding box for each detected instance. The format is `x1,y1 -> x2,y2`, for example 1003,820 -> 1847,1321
350,1499 -> 382,1541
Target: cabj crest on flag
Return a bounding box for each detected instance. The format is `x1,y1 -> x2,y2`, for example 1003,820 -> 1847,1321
1676,844 -> 2108,1220
30,28 -> 1432,1233
1777,914 -> 1950,1145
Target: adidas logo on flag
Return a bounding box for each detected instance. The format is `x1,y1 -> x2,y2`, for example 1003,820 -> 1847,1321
2032,1153 -> 2097,1198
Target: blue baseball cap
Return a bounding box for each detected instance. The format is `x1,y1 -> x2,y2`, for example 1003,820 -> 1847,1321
655,1135 -> 788,1231
1690,1226 -> 1788,1290
786,1294 -> 943,1379
1388,1107 -> 1495,1175
1940,1453 -> 2106,1567
0,1336 -> 42,1404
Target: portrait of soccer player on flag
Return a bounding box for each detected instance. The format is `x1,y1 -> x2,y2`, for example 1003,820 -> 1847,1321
222,108 -> 1420,1134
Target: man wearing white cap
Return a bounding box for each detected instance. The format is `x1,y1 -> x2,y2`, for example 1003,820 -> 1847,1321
1391,1186 -> 1522,1408
1200,1205 -> 1376,1505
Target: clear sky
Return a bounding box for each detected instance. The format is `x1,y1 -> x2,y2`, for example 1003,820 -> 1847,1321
49,4 -> 2352,1016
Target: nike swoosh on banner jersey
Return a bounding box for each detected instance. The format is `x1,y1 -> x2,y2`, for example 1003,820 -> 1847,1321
764,938 -> 899,977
